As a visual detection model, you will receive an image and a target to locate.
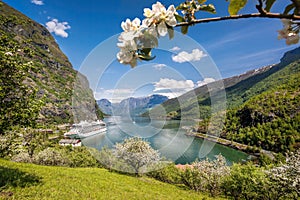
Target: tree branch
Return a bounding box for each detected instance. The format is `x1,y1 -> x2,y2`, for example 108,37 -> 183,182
291,0 -> 300,15
175,12 -> 300,27
256,0 -> 266,15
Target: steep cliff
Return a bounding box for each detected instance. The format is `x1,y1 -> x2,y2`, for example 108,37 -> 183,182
0,2 -> 102,127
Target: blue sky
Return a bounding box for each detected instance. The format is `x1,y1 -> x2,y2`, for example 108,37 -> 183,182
3,0 -> 298,102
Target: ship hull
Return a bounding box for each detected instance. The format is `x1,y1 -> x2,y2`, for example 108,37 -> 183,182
64,120 -> 107,139
77,127 -> 107,139
64,133 -> 80,139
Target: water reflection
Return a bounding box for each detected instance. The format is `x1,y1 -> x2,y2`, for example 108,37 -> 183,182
82,116 -> 249,165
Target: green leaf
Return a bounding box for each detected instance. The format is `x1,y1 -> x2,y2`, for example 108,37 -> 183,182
181,25 -> 188,35
142,48 -> 151,55
144,32 -> 159,47
294,7 -> 299,15
197,0 -> 207,4
200,4 -> 216,14
168,27 -> 174,40
264,0 -> 276,12
129,59 -> 137,68
176,2 -> 188,10
175,14 -> 185,23
228,0 -> 248,15
138,54 -> 156,61
284,3 -> 295,15
191,1 -> 197,9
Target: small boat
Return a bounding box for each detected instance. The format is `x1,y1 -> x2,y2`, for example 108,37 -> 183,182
64,120 -> 107,139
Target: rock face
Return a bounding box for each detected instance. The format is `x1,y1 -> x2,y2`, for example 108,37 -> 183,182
97,99 -> 112,115
0,2 -> 102,124
97,95 -> 168,116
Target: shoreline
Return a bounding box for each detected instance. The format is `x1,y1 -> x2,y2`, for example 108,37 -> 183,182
185,131 -> 274,160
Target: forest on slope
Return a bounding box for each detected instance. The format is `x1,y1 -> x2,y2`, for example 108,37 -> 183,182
0,2 -> 103,134
148,47 -> 300,153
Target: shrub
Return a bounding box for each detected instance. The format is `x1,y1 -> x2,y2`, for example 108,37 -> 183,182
266,150 -> 300,199
33,147 -> 69,166
114,137 -> 161,175
180,166 -> 204,192
11,152 -> 33,163
93,146 -> 119,171
0,132 -> 21,158
147,162 -> 182,184
181,154 -> 229,196
222,163 -> 268,200
64,147 -> 98,168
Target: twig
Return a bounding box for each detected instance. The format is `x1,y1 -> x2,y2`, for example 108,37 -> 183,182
291,0 -> 300,15
175,12 -> 300,27
256,0 -> 267,15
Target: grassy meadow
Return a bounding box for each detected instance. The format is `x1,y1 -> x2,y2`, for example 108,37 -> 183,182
0,159 -> 225,200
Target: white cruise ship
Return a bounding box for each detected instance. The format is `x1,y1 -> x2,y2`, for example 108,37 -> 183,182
64,120 -> 107,139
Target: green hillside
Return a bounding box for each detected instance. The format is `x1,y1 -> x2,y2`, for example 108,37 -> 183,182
147,47 -> 300,153
223,59 -> 300,153
0,2 -> 103,131
148,48 -> 300,120
145,64 -> 276,120
0,159 -> 220,200
188,50 -> 300,153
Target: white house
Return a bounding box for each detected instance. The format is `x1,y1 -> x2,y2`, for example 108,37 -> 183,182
59,139 -> 82,147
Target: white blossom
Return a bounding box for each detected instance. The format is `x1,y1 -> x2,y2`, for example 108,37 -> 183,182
117,1 -> 178,66
286,32 -> 300,45
114,137 -> 160,174
157,21 -> 168,36
4,52 -> 13,56
121,18 -> 141,32
147,24 -> 158,38
277,19 -> 300,45
143,1 -> 177,36
266,150 -> 300,197
118,18 -> 143,67
281,19 -> 292,29
117,40 -> 138,66
144,8 -> 154,18
119,30 -> 140,42
165,5 -> 177,26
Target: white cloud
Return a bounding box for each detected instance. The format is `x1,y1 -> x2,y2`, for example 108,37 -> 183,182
31,0 -> 44,5
153,92 -> 178,99
154,78 -> 194,91
153,64 -> 167,70
196,78 -> 215,87
153,78 -> 194,98
46,19 -> 71,38
172,49 -> 207,63
169,46 -> 180,51
94,88 -> 134,103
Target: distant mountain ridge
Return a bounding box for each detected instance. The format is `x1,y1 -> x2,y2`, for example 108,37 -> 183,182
97,99 -> 112,115
97,94 -> 168,116
145,63 -> 276,119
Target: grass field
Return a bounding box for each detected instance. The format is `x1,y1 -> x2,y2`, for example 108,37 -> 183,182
0,159 -> 226,200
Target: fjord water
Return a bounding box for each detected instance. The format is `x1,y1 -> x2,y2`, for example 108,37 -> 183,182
82,116 -> 249,164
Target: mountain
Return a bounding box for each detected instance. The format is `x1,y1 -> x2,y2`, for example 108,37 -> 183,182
145,64 -> 275,119
97,99 -> 112,115
97,95 -> 168,116
148,47 -> 300,120
222,48 -> 300,153
149,47 -> 300,153
0,2 -> 103,130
